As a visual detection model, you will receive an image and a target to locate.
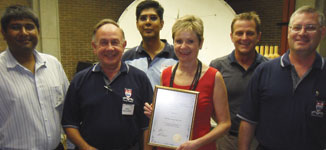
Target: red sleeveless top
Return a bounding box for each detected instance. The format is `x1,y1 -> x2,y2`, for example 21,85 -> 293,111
157,66 -> 217,150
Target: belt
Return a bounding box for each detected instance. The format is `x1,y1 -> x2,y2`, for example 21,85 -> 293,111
228,131 -> 238,137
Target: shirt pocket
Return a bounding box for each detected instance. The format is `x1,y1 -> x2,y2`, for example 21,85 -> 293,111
49,85 -> 65,110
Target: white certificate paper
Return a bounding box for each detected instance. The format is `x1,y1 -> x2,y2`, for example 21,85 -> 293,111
148,85 -> 199,149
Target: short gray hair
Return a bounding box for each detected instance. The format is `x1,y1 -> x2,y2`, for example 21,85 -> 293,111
289,5 -> 325,26
92,19 -> 125,42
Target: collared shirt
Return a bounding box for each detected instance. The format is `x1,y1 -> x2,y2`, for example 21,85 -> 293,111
62,62 -> 153,149
0,49 -> 69,149
209,50 -> 268,133
238,50 -> 326,149
122,39 -> 178,89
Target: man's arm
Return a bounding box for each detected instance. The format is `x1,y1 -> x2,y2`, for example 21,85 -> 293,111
238,120 -> 256,150
64,128 -> 97,150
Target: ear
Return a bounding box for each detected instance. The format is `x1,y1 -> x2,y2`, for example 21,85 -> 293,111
287,27 -> 291,40
1,29 -> 6,40
199,38 -> 204,50
230,32 -> 235,43
257,32 -> 262,43
91,41 -> 97,55
122,40 -> 127,51
136,20 -> 141,31
320,26 -> 326,39
160,20 -> 164,30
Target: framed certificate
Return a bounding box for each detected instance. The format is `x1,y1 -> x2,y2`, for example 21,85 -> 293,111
148,85 -> 199,149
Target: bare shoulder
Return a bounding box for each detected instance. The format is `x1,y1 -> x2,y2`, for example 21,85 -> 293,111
214,70 -> 225,87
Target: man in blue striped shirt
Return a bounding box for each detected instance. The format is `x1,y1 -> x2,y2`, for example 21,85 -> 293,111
0,5 -> 69,149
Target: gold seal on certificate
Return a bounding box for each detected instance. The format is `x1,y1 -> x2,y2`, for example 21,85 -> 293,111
148,86 -> 199,149
173,134 -> 182,143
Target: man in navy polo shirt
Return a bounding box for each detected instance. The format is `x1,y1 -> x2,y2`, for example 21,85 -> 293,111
210,12 -> 268,150
122,0 -> 178,89
61,19 -> 153,150
238,6 -> 326,150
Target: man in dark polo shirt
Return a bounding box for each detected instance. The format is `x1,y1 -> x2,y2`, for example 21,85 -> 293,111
122,0 -> 178,89
62,19 -> 153,150
238,6 -> 326,150
210,12 -> 268,150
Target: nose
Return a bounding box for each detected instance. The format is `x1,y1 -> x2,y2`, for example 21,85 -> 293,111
106,43 -> 115,50
298,27 -> 307,35
20,27 -> 28,35
241,33 -> 248,39
145,19 -> 152,26
180,42 -> 187,49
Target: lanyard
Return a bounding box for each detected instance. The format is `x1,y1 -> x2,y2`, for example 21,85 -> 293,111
169,60 -> 202,90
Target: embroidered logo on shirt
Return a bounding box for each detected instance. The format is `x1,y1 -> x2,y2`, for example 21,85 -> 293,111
311,100 -> 324,118
123,88 -> 134,103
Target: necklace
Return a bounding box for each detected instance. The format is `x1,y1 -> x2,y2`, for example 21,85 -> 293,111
169,60 -> 202,90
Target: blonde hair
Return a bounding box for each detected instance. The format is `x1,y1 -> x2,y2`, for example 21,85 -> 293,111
172,15 -> 204,43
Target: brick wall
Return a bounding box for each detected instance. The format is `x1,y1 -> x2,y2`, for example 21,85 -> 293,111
0,0 -> 284,80
0,0 -> 31,53
58,0 -> 133,80
226,0 -> 284,47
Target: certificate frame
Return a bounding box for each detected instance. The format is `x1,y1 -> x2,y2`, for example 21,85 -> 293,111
148,85 -> 199,149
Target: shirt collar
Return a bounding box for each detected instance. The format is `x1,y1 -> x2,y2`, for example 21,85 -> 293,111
136,39 -> 173,55
280,50 -> 324,70
228,50 -> 266,65
92,61 -> 129,74
5,48 -> 46,69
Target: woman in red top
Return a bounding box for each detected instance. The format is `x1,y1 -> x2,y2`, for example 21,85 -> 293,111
144,15 -> 230,150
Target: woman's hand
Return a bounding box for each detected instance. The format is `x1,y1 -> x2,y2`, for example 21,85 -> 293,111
144,102 -> 153,118
176,140 -> 200,150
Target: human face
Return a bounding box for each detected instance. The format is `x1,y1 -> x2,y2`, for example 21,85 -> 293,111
92,24 -> 126,69
173,30 -> 203,63
1,18 -> 39,53
288,12 -> 326,56
136,8 -> 164,40
231,20 -> 261,56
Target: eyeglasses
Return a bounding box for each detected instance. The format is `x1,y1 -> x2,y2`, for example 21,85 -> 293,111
289,24 -> 320,33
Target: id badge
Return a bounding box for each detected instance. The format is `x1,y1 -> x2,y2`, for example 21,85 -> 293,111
122,104 -> 135,115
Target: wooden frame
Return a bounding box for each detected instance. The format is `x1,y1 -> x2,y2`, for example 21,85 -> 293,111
148,85 -> 199,149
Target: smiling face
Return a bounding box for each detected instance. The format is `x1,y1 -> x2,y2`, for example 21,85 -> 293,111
288,12 -> 326,56
92,23 -> 126,69
136,8 -> 164,40
173,30 -> 203,63
231,19 -> 261,56
1,18 -> 39,54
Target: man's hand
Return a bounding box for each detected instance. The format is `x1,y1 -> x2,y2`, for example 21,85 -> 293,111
144,102 -> 153,118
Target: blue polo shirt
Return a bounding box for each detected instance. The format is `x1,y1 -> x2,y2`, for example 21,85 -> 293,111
122,40 -> 178,89
238,51 -> 326,149
62,62 -> 153,149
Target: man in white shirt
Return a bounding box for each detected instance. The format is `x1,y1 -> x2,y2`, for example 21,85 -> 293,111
0,5 -> 69,149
